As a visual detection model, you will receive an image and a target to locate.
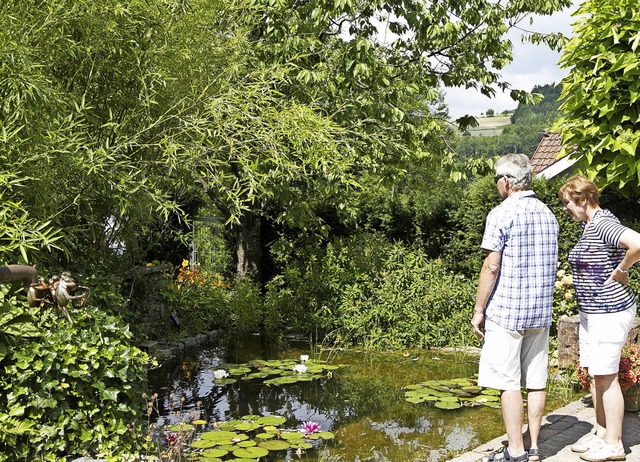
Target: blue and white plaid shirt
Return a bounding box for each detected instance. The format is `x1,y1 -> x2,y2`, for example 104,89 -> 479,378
481,190 -> 559,330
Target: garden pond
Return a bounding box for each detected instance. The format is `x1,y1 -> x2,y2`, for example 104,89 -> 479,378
147,335 -> 582,461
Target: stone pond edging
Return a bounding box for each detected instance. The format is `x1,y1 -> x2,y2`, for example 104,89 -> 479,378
137,329 -> 220,362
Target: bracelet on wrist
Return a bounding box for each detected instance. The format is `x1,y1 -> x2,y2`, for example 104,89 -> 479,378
618,267 -> 629,273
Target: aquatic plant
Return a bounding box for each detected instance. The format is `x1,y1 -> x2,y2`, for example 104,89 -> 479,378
151,410 -> 335,460
293,364 -> 308,373
404,378 -> 501,410
211,357 -> 344,386
300,354 -> 310,362
213,369 -> 229,379
300,421 -> 321,434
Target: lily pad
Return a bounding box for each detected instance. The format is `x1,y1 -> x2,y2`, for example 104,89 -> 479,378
234,422 -> 260,432
233,447 -> 269,458
318,431 -> 335,440
198,457 -> 223,462
264,376 -> 300,385
217,420 -> 243,431
289,441 -> 314,449
238,440 -> 257,447
481,388 -> 501,396
212,378 -> 237,385
323,365 -> 341,370
199,448 -> 228,458
255,432 -> 276,439
463,385 -> 482,393
255,415 -> 286,426
243,372 -> 269,380
280,431 -> 304,440
228,367 -> 252,375
201,430 -> 239,441
191,439 -> 218,449
218,444 -> 238,452
169,423 -> 195,432
435,400 -> 462,410
241,414 -> 260,421
405,384 -> 425,390
257,439 -> 291,450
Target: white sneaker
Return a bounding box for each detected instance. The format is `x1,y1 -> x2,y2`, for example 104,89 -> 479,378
580,441 -> 625,462
572,433 -> 603,453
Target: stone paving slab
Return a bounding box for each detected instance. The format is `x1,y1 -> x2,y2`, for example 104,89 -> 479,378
449,397 -> 640,462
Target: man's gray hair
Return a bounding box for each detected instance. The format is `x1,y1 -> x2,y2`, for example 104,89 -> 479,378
495,153 -> 532,190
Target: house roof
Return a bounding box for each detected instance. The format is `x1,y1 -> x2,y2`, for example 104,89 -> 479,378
530,131 -> 564,175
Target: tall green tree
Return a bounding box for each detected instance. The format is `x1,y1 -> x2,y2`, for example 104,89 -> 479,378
159,0 -> 572,280
556,0 -> 640,195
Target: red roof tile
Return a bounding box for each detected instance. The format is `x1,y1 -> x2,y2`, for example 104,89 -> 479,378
530,131 -> 565,174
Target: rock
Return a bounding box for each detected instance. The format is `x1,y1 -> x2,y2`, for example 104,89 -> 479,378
557,314 -> 640,368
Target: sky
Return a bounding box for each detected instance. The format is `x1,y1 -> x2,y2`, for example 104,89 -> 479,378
444,3 -> 580,119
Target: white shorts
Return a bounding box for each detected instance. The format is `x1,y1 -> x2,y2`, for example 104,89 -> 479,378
579,305 -> 636,376
478,319 -> 549,391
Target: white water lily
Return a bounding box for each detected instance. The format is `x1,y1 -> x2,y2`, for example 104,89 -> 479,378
213,369 -> 229,379
300,355 -> 309,363
293,364 -> 308,373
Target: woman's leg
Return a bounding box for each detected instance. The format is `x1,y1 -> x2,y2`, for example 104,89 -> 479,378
593,373 -> 624,444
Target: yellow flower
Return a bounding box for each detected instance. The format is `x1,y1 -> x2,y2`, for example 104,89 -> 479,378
554,281 -> 562,289
561,275 -> 573,285
557,269 -> 566,278
181,259 -> 189,268
564,292 -> 574,300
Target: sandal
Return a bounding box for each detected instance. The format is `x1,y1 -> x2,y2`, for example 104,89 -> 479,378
528,448 -> 541,461
488,447 -> 529,462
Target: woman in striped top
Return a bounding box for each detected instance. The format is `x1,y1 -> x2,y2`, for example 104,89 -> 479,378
559,175 -> 640,462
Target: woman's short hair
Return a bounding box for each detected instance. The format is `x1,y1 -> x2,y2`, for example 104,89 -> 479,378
558,175 -> 600,206
495,154 -> 532,190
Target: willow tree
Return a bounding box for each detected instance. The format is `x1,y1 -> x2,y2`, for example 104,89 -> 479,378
0,0 -> 183,267
557,0 -> 640,195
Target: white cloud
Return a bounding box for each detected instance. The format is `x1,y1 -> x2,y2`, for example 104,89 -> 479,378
444,3 -> 580,119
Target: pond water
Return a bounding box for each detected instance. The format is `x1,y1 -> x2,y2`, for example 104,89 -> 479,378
146,335 -> 573,461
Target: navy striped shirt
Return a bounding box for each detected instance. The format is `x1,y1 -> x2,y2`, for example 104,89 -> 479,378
569,209 -> 635,314
481,190 -> 559,330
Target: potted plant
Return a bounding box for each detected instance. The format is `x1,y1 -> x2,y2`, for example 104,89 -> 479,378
576,342 -> 640,412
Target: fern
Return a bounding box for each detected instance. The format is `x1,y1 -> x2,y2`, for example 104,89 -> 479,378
0,415 -> 32,436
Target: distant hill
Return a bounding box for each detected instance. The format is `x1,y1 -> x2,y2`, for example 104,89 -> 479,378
467,115 -> 512,137
454,83 -> 562,160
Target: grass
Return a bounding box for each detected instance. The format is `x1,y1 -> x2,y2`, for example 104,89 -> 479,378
467,115 -> 512,136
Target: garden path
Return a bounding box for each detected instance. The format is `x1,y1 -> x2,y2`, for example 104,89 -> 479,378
449,397 -> 640,462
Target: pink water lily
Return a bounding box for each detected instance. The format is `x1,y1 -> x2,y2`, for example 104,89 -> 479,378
300,420 -> 321,434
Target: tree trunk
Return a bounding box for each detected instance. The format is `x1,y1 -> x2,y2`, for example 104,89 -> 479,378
232,212 -> 263,283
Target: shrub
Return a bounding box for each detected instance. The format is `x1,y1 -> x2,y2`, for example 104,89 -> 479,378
328,247 -> 477,349
265,233 -> 478,349
0,302 -> 152,460
162,260 -> 263,335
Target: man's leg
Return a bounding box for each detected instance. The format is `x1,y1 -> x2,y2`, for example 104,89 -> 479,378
525,389 -> 546,449
501,390 -> 525,456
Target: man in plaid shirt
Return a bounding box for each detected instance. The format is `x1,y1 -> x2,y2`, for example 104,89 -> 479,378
471,154 -> 559,462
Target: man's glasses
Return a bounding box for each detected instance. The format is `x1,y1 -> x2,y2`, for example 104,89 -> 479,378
494,174 -> 513,184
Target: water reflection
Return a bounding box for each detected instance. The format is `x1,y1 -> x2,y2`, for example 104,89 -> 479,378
147,338 -> 506,461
